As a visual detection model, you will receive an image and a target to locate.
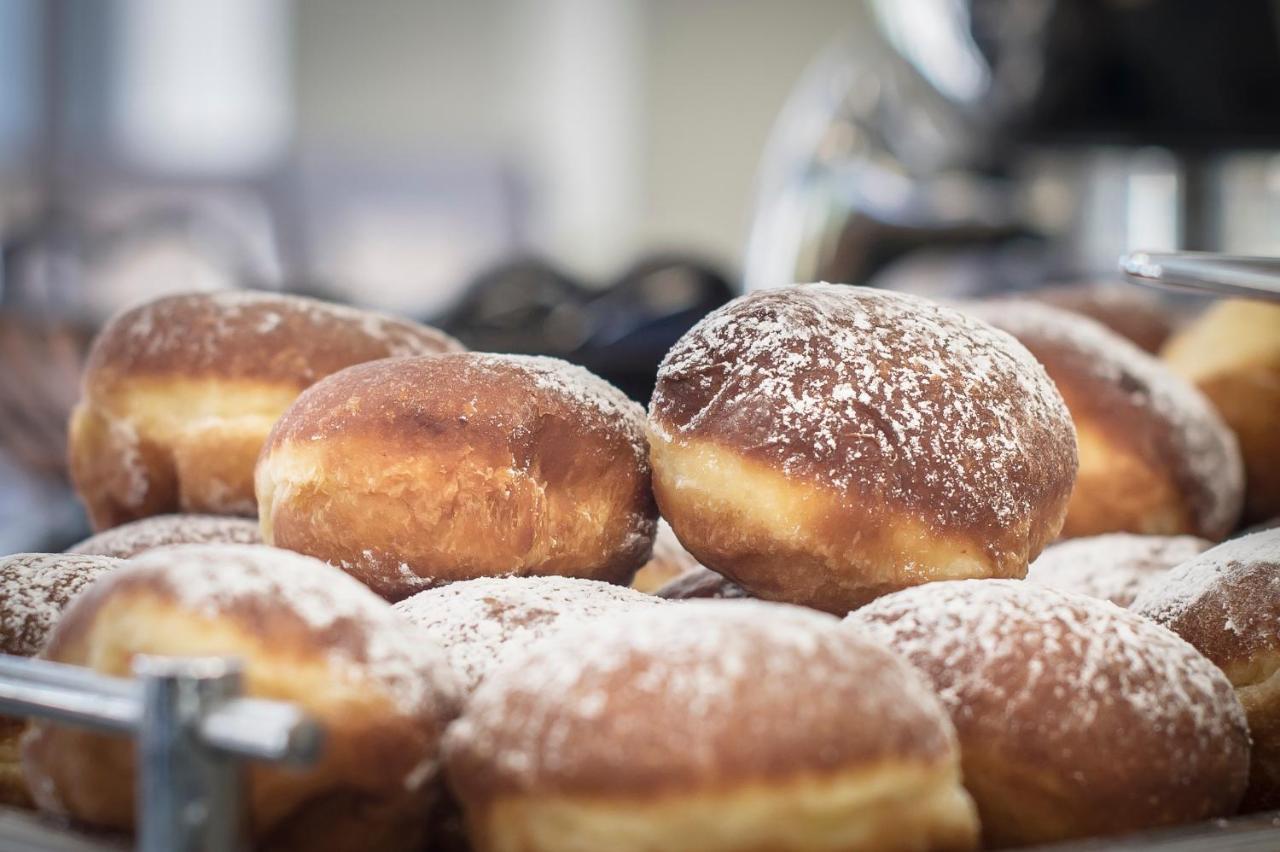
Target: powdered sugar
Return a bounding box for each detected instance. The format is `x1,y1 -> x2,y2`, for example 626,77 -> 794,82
971,300 -> 1244,537
1,553 -> 122,656
446,600 -> 955,795
68,514 -> 262,559
650,284 -> 1075,531
1132,529 -> 1280,665
1027,534 -> 1210,607
394,576 -> 662,693
123,544 -> 459,715
107,289 -> 461,370
466,353 -> 648,462
848,580 -> 1247,766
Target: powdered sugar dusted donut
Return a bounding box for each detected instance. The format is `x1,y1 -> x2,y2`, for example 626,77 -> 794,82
1026,533 -> 1210,607
257,353 -> 657,601
1133,529 -> 1280,810
68,513 -> 262,559
22,544 -> 461,851
649,284 -> 1076,613
394,576 -> 663,693
656,566 -> 751,601
970,301 -> 1243,540
69,290 -> 462,530
1,552 -> 122,808
445,600 -> 979,852
849,579 -> 1249,848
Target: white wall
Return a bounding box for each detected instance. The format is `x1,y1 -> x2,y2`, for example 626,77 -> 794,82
292,0 -> 865,279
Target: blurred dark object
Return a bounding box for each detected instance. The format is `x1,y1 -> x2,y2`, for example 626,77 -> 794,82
746,0 -> 1280,296
576,255 -> 734,402
440,258 -> 590,355
442,254 -> 733,402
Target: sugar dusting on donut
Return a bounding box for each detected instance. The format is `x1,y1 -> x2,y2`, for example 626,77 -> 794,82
1,554 -> 123,656
95,290 -> 462,383
121,544 -> 460,715
850,580 -> 1247,765
446,600 -> 955,797
1026,534 -> 1210,607
972,301 -> 1244,538
467,353 -> 648,462
650,284 -> 1075,531
1133,529 -> 1280,666
394,576 -> 663,692
68,514 -> 262,559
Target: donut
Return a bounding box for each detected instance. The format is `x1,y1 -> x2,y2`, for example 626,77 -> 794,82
629,520 -> 701,593
394,576 -> 663,694
67,513 -> 262,559
1,553 -> 121,808
969,300 -> 1243,540
655,566 -> 751,600
1162,299 -> 1280,524
848,580 -> 1249,848
69,290 -> 462,530
21,544 -> 461,851
648,283 -> 1076,613
444,600 -> 979,852
1133,529 -> 1280,811
257,353 -> 657,601
1028,282 -> 1179,353
1026,533 -> 1210,607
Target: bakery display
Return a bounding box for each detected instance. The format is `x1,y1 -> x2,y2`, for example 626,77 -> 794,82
848,579 -> 1250,848
1133,529 -> 1280,811
1162,299 -> 1280,525
655,565 -> 751,600
444,600 -> 980,852
257,352 -> 657,601
970,301 -> 1243,540
68,290 -> 462,530
1025,533 -> 1210,607
21,544 -> 461,851
629,519 -> 702,593
1028,282 -> 1179,353
394,576 -> 662,694
648,283 -> 1076,613
1,553 -> 122,808
67,513 -> 262,559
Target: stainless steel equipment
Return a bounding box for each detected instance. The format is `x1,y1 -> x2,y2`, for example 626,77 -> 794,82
1121,251 -> 1280,301
0,654 -> 321,852
746,0 -> 1280,294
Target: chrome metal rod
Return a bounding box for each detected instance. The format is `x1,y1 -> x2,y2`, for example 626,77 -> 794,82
134,656 -> 245,852
1120,251 -> 1280,301
200,697 -> 323,766
0,657 -> 140,734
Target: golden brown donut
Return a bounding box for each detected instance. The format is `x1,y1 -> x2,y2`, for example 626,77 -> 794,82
21,544 -> 461,851
1133,529 -> 1280,811
67,513 -> 262,559
0,553 -> 122,808
971,301 -> 1243,540
1026,533 -> 1210,607
648,283 -> 1077,614
848,580 -> 1250,848
655,566 -> 751,600
257,353 -> 657,601
629,519 -> 702,593
445,600 -> 979,852
1162,299 -> 1280,525
394,576 -> 663,694
69,291 -> 462,530
1029,282 -> 1180,353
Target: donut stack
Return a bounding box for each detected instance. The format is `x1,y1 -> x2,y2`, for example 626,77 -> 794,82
0,282 -> 1274,851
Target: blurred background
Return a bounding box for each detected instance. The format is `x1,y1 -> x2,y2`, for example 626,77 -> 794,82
2,0 -> 1280,550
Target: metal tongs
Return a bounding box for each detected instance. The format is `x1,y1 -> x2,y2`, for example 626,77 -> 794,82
1120,251 -> 1280,301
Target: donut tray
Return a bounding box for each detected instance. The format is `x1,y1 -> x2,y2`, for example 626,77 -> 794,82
0,648 -> 1277,851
